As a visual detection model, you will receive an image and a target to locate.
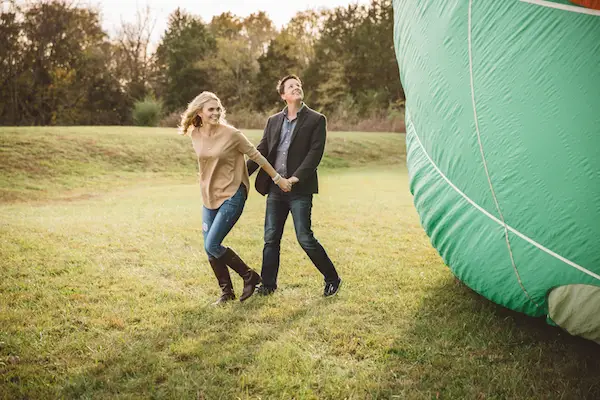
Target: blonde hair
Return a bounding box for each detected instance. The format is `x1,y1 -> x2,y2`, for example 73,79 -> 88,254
178,91 -> 227,136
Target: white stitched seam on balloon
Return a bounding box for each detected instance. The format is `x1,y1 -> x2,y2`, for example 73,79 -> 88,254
468,0 -> 541,309
406,111 -> 600,283
519,0 -> 600,16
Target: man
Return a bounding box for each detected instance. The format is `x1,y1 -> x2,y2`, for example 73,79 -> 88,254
247,74 -> 342,297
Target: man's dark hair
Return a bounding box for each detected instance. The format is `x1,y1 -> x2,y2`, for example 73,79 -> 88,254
277,74 -> 302,95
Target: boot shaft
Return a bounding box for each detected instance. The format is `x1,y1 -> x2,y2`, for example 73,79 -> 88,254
222,248 -> 253,279
208,256 -> 234,296
221,248 -> 261,302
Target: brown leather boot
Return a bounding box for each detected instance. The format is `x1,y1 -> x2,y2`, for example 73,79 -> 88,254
208,257 -> 235,305
221,248 -> 261,302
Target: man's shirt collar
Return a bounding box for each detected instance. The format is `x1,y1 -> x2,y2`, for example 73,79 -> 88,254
282,102 -> 306,117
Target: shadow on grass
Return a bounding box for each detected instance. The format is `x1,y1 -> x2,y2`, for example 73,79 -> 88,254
381,277 -> 600,399
53,273 -> 600,399
59,290 -> 328,399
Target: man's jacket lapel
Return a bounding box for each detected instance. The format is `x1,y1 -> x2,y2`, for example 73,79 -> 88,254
289,109 -> 308,147
269,114 -> 285,154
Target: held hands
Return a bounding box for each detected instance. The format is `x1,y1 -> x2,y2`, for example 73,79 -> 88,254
273,175 -> 299,192
277,177 -> 293,192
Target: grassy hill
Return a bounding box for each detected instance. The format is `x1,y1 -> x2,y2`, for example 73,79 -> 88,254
0,127 -> 405,202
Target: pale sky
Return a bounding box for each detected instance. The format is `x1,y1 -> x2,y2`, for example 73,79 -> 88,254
88,0 -> 371,44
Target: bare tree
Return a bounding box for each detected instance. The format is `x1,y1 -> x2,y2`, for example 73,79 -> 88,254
114,4 -> 155,100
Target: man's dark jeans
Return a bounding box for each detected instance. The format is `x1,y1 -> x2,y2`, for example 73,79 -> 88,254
261,187 -> 339,289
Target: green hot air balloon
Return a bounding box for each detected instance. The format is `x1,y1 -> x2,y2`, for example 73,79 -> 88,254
393,0 -> 600,343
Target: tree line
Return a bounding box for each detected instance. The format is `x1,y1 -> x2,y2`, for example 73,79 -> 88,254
0,0 -> 405,130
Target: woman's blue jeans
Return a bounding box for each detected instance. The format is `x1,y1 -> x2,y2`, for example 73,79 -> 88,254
202,185 -> 247,259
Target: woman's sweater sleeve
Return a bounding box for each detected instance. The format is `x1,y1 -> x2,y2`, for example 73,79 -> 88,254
234,130 -> 267,167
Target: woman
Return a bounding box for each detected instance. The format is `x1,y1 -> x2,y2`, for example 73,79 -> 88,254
179,91 -> 293,304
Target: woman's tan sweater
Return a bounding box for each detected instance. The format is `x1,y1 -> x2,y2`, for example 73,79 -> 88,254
191,124 -> 267,209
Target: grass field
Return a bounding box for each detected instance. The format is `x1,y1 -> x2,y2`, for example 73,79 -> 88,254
1,127 -> 599,399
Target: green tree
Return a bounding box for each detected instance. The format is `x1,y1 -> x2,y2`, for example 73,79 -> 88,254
199,37 -> 256,107
0,1 -> 130,125
282,10 -> 327,71
0,2 -> 24,125
208,12 -> 243,39
154,9 -> 216,112
2,1 -> 126,125
314,60 -> 350,113
305,0 -> 404,115
347,0 -> 404,109
253,31 -> 306,112
202,12 -> 276,108
303,5 -> 361,112
78,42 -> 132,125
243,11 -> 276,60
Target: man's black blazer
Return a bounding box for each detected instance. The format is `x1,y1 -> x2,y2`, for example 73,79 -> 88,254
247,105 -> 327,196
